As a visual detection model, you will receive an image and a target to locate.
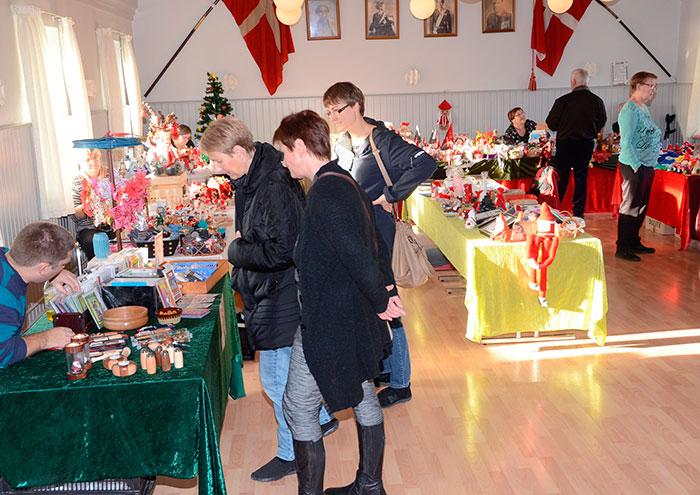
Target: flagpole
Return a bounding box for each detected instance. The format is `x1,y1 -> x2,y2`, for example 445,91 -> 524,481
594,0 -> 671,78
143,0 -> 222,98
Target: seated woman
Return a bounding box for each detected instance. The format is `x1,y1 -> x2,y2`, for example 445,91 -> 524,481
173,124 -> 195,149
72,150 -> 114,260
503,107 -> 537,145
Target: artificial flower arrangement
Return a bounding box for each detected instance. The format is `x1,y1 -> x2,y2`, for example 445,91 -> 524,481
79,149 -> 150,234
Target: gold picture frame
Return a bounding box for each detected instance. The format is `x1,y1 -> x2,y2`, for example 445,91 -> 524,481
424,0 -> 457,37
482,0 -> 515,33
366,0 -> 399,40
306,0 -> 340,40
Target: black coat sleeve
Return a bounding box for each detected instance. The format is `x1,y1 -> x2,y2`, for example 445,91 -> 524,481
377,131 -> 437,203
227,181 -> 302,272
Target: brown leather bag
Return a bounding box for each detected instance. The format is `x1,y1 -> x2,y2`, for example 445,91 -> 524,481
369,131 -> 434,288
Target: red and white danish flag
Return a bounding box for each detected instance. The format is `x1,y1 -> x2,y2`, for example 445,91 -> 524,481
223,0 -> 295,95
531,0 -> 592,76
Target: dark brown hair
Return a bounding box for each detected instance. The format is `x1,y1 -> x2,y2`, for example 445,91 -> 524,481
178,124 -> 192,136
9,222 -> 75,267
323,81 -> 365,116
507,107 -> 523,122
199,116 -> 255,155
273,110 -> 331,161
630,71 -> 657,94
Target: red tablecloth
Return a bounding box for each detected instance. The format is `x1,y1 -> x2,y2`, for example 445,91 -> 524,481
610,168 -> 696,251
498,166 -> 616,214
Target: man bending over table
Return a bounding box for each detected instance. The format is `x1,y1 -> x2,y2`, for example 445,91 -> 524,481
1,222 -> 80,366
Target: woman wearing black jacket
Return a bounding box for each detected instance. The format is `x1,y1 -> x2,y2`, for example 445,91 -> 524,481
200,117 -> 336,483
275,110 -> 405,495
323,81 -> 437,408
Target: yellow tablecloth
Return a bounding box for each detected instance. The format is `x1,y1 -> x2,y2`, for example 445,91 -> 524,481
406,192 -> 607,345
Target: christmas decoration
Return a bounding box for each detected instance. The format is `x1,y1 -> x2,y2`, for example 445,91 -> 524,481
195,72 -> 233,139
523,203 -> 559,308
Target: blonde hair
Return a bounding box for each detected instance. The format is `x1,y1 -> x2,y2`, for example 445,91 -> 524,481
199,116 -> 255,155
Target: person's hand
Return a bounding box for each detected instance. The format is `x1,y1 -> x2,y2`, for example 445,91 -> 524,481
44,327 -> 75,350
377,295 -> 406,320
372,194 -> 393,213
50,270 -> 80,295
234,230 -> 242,239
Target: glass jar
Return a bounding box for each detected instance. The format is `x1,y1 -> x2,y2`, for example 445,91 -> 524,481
71,334 -> 92,370
65,343 -> 87,381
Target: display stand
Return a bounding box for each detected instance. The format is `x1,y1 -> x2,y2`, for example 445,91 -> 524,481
72,136 -> 142,252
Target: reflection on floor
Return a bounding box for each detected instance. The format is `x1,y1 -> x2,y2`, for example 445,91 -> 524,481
154,213 -> 700,495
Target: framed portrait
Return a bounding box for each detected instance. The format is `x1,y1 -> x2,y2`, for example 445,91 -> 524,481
365,0 -> 399,40
482,0 -> 515,33
306,0 -> 340,40
424,0 -> 457,37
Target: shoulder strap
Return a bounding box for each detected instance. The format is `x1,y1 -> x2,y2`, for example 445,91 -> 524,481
369,130 -> 393,187
317,171 -> 378,253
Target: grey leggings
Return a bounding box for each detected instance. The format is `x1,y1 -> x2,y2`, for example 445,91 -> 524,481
283,329 -> 384,442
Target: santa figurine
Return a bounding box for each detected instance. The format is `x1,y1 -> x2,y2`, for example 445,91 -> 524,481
524,203 -> 559,307
437,100 -> 453,147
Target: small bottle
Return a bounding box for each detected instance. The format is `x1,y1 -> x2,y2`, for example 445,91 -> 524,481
173,348 -> 184,369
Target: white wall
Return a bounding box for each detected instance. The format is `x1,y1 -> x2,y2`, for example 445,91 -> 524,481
134,0 -> 681,102
676,0 -> 700,83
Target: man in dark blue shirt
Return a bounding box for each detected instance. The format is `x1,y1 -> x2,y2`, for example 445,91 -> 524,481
1,222 -> 79,367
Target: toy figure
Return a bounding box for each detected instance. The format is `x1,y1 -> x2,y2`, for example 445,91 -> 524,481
524,203 -> 559,307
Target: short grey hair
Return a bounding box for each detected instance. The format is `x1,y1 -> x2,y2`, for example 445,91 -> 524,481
571,68 -> 590,86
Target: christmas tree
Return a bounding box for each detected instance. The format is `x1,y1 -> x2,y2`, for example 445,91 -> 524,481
195,72 -> 233,139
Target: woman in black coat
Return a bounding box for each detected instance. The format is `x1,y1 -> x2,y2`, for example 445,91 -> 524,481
274,110 -> 405,495
200,117 -> 336,483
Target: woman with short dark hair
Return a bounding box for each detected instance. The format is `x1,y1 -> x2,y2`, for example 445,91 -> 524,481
274,110 -> 404,494
503,106 -> 537,145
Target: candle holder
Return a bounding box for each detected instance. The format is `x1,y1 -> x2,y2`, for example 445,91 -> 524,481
65,343 -> 87,381
71,334 -> 92,370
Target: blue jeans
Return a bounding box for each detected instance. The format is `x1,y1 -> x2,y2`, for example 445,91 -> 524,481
259,346 -> 333,461
381,325 -> 411,389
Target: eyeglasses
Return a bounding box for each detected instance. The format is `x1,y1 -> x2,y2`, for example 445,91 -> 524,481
642,82 -> 658,90
325,104 -> 349,117
514,111 -> 525,118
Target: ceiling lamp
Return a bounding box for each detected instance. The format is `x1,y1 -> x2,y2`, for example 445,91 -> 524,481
276,7 -> 302,26
409,0 -> 436,20
547,0 -> 573,14
273,0 -> 303,11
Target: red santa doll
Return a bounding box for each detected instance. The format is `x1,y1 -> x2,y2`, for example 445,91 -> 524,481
524,203 -> 559,307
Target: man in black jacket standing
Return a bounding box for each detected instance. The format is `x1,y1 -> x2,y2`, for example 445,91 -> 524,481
546,68 -> 607,218
200,117 -> 337,483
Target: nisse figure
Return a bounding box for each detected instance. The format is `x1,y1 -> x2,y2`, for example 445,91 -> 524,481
1,222 -> 80,367
199,117 -> 337,483
524,203 -> 560,308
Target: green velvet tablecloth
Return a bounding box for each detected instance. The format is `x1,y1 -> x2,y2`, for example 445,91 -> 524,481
0,274 -> 245,495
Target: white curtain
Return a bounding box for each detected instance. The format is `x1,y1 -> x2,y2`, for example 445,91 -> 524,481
120,34 -> 142,137
57,17 -> 94,190
686,43 -> 700,139
96,27 -> 125,134
11,5 -> 72,218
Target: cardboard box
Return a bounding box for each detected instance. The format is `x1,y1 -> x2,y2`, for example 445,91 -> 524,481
173,260 -> 229,294
645,217 -> 675,235
148,171 -> 189,209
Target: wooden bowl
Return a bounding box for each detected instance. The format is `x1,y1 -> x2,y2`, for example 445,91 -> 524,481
102,306 -> 149,331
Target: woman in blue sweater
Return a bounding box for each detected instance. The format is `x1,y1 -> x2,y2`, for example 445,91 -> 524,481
616,71 -> 662,262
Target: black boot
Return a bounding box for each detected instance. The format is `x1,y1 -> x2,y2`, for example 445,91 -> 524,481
324,422 -> 386,495
294,439 -> 325,495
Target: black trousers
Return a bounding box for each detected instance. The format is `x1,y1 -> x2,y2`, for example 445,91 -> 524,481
616,163 -> 655,250
555,139 -> 595,217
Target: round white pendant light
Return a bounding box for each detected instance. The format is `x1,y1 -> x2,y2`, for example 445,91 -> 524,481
547,0 -> 574,14
273,0 -> 304,11
409,0 -> 436,20
276,7 -> 302,26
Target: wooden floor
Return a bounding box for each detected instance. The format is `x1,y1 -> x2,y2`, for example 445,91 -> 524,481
154,213 -> 700,495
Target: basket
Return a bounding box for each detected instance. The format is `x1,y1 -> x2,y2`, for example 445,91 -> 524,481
132,236 -> 180,259
0,476 -> 155,495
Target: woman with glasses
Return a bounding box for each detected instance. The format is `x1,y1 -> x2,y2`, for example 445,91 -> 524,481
322,81 -> 436,409
503,107 -> 537,145
615,71 -> 662,262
